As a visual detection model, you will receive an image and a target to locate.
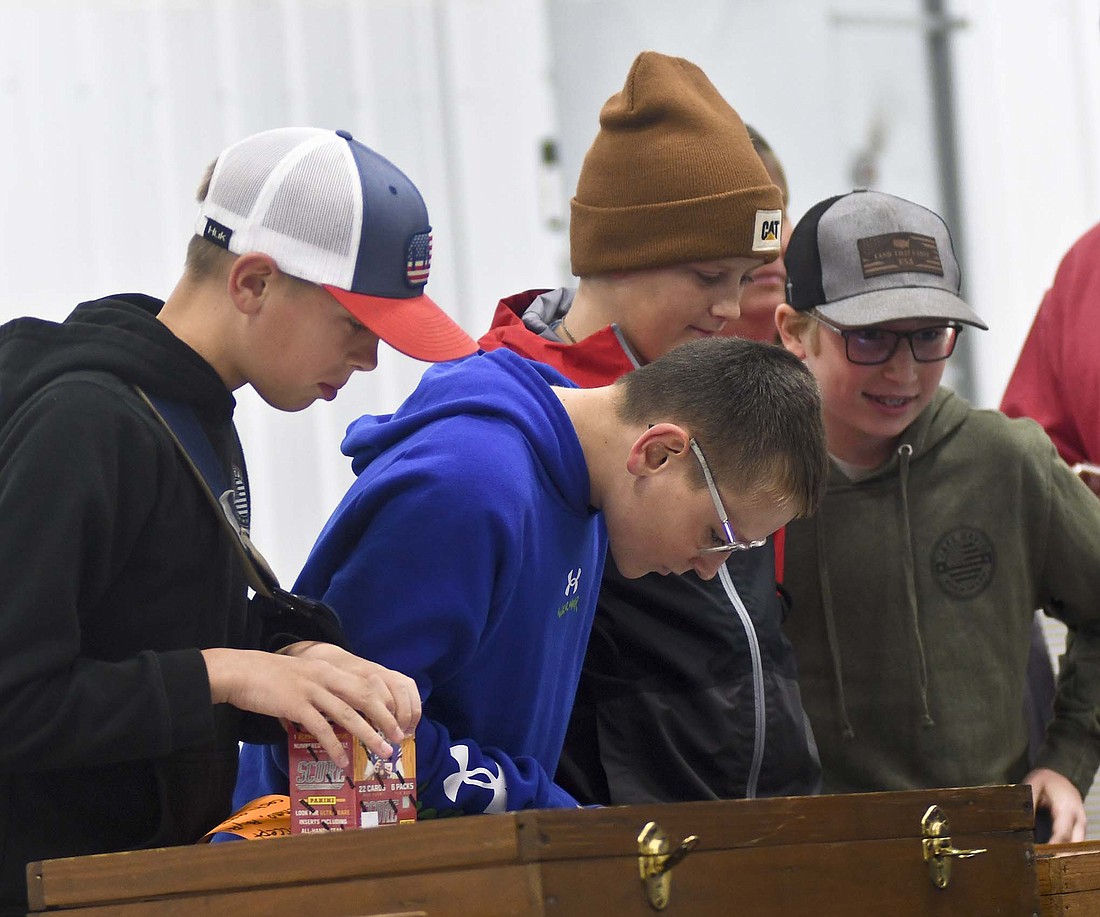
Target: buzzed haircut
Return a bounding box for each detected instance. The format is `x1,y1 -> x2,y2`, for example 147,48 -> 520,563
615,336 -> 827,518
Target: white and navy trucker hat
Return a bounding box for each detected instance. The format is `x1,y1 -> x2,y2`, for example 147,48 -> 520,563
784,189 -> 987,329
196,127 -> 478,362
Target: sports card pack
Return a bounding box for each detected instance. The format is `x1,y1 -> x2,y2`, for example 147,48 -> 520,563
289,726 -> 417,834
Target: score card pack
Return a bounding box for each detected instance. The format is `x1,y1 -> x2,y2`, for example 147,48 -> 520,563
289,727 -> 417,834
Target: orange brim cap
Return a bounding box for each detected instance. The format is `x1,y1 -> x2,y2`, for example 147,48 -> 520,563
324,285 -> 478,362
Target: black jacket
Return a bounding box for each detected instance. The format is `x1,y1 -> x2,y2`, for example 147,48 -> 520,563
556,547 -> 822,804
0,295 -> 270,914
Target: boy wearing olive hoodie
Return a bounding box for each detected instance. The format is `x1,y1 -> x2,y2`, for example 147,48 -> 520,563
776,189 -> 1100,842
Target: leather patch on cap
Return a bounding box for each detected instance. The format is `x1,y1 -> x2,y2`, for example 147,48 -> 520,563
857,232 -> 943,278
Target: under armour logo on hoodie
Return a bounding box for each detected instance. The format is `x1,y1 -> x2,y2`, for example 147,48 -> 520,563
443,744 -> 507,813
565,568 -> 581,596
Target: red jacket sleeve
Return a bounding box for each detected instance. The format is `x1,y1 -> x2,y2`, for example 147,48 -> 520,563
1001,222 -> 1100,467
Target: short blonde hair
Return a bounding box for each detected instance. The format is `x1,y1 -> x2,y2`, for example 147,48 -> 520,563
183,158 -> 236,281
784,309 -> 822,354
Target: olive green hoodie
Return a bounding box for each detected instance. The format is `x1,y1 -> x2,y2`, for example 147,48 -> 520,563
783,387 -> 1100,799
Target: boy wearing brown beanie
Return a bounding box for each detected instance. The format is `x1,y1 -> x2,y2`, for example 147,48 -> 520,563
479,51 -> 822,804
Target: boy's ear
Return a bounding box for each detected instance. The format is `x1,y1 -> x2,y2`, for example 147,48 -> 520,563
227,253 -> 279,315
775,304 -> 808,359
626,422 -> 691,477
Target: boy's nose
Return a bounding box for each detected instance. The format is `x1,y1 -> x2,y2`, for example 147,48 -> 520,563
711,292 -> 742,322
350,336 -> 380,372
881,341 -> 919,379
693,552 -> 727,581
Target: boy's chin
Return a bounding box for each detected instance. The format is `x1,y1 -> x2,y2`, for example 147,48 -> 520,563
257,390 -> 316,413
610,554 -> 662,580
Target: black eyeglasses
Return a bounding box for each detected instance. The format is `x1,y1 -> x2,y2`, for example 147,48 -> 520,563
810,311 -> 962,365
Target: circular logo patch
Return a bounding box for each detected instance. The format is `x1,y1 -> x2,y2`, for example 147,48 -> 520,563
931,527 -> 995,599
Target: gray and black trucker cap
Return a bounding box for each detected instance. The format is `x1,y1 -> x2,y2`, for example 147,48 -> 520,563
784,189 -> 988,329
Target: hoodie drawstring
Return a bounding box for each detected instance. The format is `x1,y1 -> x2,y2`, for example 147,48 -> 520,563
816,504 -> 856,740
897,443 -> 935,727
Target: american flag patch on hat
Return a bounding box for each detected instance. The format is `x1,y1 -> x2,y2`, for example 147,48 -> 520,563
406,232 -> 432,287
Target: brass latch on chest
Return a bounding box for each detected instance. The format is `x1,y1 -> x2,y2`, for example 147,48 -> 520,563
637,820 -> 699,910
921,804 -> 988,888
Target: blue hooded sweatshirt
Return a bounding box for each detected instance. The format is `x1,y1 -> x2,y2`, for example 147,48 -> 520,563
234,349 -> 606,815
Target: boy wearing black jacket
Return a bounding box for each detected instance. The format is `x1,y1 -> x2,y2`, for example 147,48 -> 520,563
0,127 -> 475,914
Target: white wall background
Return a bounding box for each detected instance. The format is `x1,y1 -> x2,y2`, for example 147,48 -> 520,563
0,0 -> 565,578
955,0 -> 1100,405
3,0 -> 1100,823
6,0 -> 1096,578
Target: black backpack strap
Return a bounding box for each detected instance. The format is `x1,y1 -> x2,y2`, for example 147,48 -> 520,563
133,386 -> 279,597
133,385 -> 350,650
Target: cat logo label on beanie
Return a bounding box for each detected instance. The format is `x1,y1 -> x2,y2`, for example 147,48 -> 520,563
753,209 -> 783,253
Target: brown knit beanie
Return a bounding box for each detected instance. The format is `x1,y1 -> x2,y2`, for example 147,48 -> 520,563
570,51 -> 783,277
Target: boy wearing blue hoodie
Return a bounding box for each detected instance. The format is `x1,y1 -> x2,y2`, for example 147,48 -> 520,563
479,54 -> 820,807
235,335 -> 828,815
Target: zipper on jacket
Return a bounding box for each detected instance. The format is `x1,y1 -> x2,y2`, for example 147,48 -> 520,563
718,563 -> 765,798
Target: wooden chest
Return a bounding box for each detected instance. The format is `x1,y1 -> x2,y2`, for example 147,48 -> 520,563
28,785 -> 1038,916
1036,839 -> 1100,916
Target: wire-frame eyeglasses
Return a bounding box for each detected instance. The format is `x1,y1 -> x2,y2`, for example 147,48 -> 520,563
688,438 -> 767,555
